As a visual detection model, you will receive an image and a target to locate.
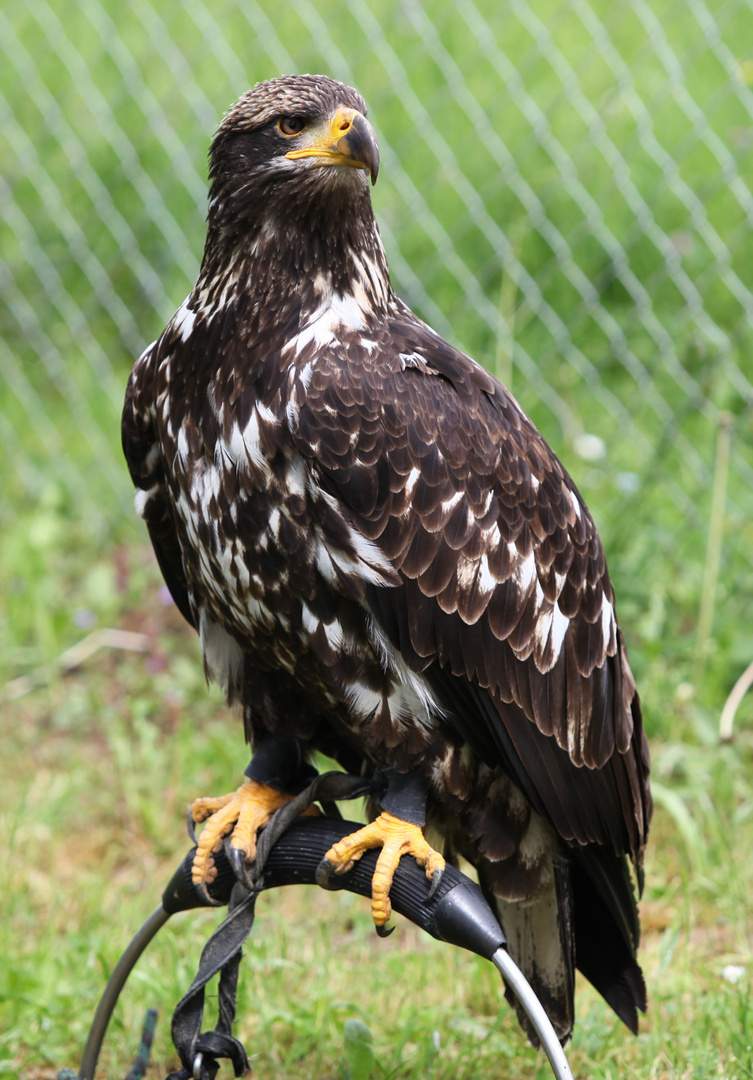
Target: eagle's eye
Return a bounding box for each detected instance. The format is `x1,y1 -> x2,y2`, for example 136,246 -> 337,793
278,117 -> 307,137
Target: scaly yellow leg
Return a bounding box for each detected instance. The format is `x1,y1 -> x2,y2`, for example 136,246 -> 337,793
317,811 -> 445,934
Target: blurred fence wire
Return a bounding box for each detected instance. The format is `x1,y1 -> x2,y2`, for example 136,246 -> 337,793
2,0 -> 752,607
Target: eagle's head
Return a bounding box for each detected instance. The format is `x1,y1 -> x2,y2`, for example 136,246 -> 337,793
200,74 -> 389,318
207,75 -> 380,238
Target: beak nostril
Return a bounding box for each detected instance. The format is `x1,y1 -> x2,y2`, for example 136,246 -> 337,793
339,121 -> 351,132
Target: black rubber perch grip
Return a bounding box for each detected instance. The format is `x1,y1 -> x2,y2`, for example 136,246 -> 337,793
162,815 -> 505,961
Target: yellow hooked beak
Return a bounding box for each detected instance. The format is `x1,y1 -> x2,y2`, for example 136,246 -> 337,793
285,107 -> 380,186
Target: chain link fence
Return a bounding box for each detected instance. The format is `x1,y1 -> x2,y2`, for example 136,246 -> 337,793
2,0 -> 752,673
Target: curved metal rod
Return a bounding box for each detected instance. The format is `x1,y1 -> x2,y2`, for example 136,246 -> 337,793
492,947 -> 574,1080
77,905 -> 170,1080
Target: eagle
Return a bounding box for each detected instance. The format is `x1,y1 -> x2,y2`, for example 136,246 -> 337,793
122,74 -> 651,1043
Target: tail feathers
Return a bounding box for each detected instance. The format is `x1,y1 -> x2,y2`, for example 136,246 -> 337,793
596,961 -> 647,1035
480,862 -> 575,1046
479,849 -> 647,1045
570,853 -> 647,1034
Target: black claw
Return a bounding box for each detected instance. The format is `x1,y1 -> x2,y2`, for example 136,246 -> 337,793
228,844 -> 246,878
228,844 -> 256,890
315,857 -> 338,890
187,807 -> 198,845
193,879 -> 221,907
427,867 -> 444,901
375,922 -> 394,938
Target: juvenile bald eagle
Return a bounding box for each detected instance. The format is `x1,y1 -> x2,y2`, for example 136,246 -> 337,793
123,74 -> 651,1042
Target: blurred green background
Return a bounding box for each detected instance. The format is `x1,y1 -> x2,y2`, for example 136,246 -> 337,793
2,0 -> 753,1076
2,0 -> 753,712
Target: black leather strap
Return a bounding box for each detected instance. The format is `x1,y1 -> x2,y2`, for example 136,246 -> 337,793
375,767 -> 429,826
165,771 -> 376,1079
243,732 -> 318,792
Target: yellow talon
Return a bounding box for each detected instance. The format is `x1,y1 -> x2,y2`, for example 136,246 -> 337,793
320,811 -> 445,931
190,779 -> 316,887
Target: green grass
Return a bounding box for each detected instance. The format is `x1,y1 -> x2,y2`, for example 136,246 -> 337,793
2,0 -> 753,1076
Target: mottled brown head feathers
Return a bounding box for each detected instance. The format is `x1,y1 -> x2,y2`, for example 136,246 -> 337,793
205,75 -> 379,264
215,75 -> 367,138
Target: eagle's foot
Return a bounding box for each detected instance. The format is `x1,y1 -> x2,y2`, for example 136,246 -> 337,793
316,811 -> 445,934
190,780 -> 311,895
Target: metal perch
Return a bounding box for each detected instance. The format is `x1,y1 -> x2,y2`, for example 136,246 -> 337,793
62,813 -> 573,1080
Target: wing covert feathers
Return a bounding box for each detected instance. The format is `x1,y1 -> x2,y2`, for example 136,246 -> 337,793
122,343 -> 196,629
291,313 -> 651,863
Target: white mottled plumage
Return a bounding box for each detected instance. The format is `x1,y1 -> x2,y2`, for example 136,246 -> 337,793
122,74 -> 650,1047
